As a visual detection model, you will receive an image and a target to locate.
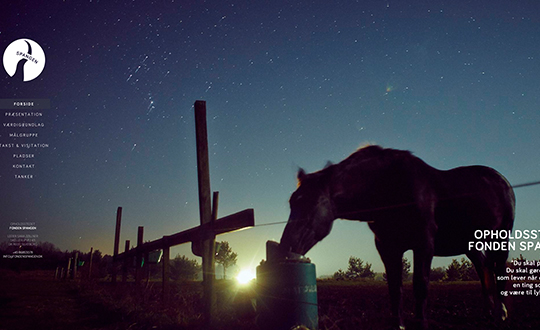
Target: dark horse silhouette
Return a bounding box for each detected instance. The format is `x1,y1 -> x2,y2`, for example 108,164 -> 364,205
280,145 -> 515,329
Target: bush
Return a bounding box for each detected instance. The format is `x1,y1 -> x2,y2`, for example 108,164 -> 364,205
333,256 -> 375,280
170,255 -> 200,281
430,267 -> 446,282
443,258 -> 478,281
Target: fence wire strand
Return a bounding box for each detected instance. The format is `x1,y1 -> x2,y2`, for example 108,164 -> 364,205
512,180 -> 540,189
245,179 -> 540,230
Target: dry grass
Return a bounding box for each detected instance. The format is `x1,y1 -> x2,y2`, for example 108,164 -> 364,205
318,280 -> 540,329
2,270 -> 539,329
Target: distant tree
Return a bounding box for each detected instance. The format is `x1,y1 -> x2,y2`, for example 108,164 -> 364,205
170,255 -> 200,281
91,250 -> 103,264
347,256 -> 375,279
333,268 -> 347,280
334,256 -> 375,280
458,258 -> 478,281
402,257 -> 411,281
85,249 -> 108,278
430,267 -> 446,282
36,241 -> 61,255
443,258 -> 478,281
444,259 -> 462,281
215,241 -> 237,280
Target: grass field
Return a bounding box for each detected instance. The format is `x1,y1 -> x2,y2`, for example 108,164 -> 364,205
317,280 -> 540,329
1,270 -> 539,329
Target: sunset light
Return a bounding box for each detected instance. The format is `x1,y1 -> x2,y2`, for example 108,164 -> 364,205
236,269 -> 256,285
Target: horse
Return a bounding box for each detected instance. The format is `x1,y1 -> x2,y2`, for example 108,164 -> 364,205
280,145 -> 515,329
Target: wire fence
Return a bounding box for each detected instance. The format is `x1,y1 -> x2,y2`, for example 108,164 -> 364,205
247,179 -> 540,229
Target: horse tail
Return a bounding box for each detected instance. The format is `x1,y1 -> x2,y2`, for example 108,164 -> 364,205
497,169 -> 516,232
487,169 -> 515,298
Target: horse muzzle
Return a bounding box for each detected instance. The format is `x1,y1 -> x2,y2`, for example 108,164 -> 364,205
280,221 -> 317,256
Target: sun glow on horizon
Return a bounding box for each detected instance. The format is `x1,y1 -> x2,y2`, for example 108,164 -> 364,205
236,268 -> 256,285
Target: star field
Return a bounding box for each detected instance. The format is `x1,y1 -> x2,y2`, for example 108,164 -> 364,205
1,0 -> 540,275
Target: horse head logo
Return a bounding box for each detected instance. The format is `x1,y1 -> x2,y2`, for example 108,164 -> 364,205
3,38 -> 46,82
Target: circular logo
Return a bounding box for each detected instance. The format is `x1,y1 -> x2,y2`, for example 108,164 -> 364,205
3,38 -> 46,82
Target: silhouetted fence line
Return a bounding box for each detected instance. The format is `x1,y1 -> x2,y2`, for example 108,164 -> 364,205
110,100 -> 255,326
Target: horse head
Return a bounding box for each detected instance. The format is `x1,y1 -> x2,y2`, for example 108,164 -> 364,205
280,168 -> 336,255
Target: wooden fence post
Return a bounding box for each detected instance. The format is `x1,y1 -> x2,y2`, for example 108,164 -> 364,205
66,258 -> 72,281
144,250 -> 150,285
123,240 -> 130,283
135,226 -> 144,287
162,239 -> 170,304
113,207 -> 122,284
88,247 -> 94,279
73,252 -> 79,280
212,191 -> 219,223
108,100 -> 255,324
194,100 -> 216,325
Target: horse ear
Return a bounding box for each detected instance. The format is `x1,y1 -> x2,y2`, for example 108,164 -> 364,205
297,168 -> 307,184
324,161 -> 333,169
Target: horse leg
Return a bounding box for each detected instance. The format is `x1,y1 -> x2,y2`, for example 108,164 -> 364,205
487,249 -> 509,321
412,247 -> 433,330
467,251 -> 507,321
376,240 -> 405,330
467,251 -> 490,297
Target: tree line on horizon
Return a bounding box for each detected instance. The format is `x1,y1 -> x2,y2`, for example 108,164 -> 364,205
0,241 -> 110,278
4,241 -> 535,283
0,240 -> 238,282
332,256 -> 482,282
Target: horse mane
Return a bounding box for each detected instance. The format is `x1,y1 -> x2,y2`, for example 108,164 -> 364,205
344,144 -> 415,166
299,145 -> 417,187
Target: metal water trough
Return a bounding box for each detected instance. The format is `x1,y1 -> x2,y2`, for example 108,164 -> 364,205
256,241 -> 318,330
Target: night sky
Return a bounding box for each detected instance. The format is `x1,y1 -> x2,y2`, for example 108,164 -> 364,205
1,1 -> 540,276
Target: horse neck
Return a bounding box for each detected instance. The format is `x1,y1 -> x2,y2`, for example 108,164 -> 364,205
327,160 -> 387,221
329,153 -> 424,221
